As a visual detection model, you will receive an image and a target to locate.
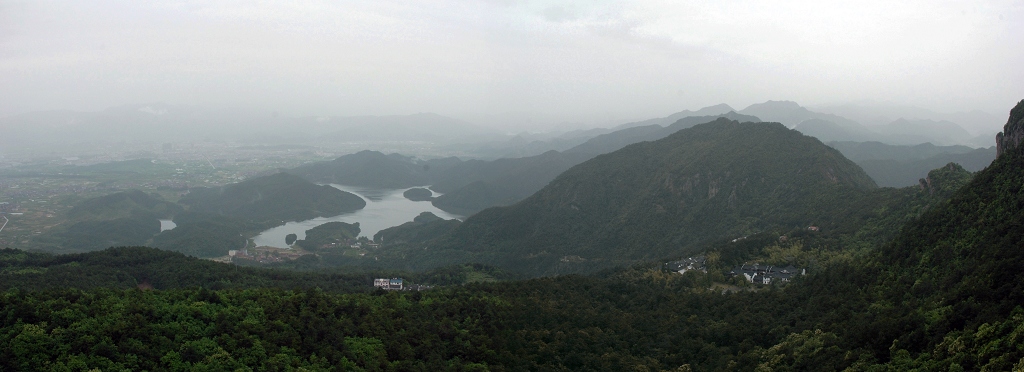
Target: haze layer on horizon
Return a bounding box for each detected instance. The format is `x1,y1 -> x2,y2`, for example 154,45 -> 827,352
1,1 -> 1022,131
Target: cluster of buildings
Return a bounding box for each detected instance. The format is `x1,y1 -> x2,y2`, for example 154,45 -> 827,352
729,264 -> 805,285
666,256 -> 806,286
350,241 -> 381,249
666,256 -> 707,274
228,248 -> 305,264
373,278 -> 432,291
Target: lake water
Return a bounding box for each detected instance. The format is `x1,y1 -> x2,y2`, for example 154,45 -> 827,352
159,219 -> 177,232
252,184 -> 462,248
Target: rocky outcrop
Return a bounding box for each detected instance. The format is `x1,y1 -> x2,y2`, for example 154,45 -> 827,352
996,99 -> 1024,156
918,163 -> 972,197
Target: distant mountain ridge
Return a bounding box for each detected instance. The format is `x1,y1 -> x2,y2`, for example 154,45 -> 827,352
739,100 -> 862,128
285,111 -> 762,216
827,141 -> 996,187
566,111 -> 761,155
812,101 -> 1003,136
740,100 -> 980,146
611,103 -> 737,130
288,150 -> 454,189
874,118 -> 974,146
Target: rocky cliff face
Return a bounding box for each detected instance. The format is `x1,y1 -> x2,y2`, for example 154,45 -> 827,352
996,99 -> 1024,156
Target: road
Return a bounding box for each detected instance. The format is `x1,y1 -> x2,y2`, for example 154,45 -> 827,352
0,215 -> 8,234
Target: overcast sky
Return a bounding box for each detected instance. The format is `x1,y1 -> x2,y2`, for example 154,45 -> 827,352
1,0 -> 1021,130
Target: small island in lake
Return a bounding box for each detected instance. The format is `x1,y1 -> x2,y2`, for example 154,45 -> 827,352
403,187 -> 434,202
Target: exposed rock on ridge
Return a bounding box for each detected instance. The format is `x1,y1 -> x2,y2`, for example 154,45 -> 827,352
996,99 -> 1024,156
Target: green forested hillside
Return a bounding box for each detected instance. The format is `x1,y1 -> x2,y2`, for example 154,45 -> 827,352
428,114 -> 761,216
66,189 -> 182,221
149,212 -> 256,258
294,221 -> 361,251
157,173 -> 363,257
402,187 -> 433,201
180,172 -> 365,224
416,119 -> 881,275
373,212 -> 461,246
0,247 -> 482,292
31,190 -> 182,253
55,218 -> 161,253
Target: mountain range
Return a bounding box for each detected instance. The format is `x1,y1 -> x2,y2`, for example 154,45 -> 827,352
827,141 -> 996,187
395,118 -> 882,275
287,111 -> 765,216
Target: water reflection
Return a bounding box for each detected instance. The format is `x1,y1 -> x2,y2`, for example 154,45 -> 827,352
159,219 -> 177,232
252,184 -> 461,248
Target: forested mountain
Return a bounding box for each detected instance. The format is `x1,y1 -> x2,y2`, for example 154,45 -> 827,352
373,212 -> 461,247
150,212 -> 257,258
294,222 -> 361,251
49,218 -> 161,254
67,189 -> 181,221
285,111 -> 759,217
146,173 -> 365,257
429,112 -> 761,216
31,190 -> 182,253
829,133 -> 1024,367
411,118 -> 881,275
402,187 -> 434,201
0,246 -> 496,292
180,172 -> 365,224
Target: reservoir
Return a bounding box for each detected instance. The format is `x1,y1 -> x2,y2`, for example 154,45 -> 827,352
253,184 -> 462,248
159,219 -> 177,232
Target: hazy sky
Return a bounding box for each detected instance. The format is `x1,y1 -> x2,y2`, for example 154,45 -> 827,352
2,0 -> 1022,129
